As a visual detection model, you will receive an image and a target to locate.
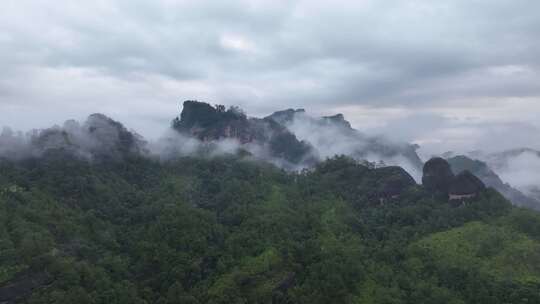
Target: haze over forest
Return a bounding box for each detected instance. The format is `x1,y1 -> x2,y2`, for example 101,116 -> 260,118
2,1 -> 540,303
2,0 -> 540,156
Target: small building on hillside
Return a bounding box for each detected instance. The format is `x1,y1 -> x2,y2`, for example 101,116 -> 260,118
448,171 -> 486,203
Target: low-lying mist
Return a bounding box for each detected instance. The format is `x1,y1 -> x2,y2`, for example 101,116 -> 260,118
275,111 -> 423,181
2,107 -> 540,196
1,110 -> 425,183
0,114 -> 147,161
488,151 -> 540,200
150,129 -> 301,170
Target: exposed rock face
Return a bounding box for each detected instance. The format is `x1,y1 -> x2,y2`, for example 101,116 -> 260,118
173,101 -> 254,143
449,170 -> 486,198
172,101 -> 313,164
422,157 -> 455,195
170,100 -> 426,176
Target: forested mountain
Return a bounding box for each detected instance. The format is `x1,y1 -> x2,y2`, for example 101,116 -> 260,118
168,101 -> 423,177
170,101 -> 314,166
264,108 -> 423,172
0,114 -> 148,162
1,152 -> 540,303
446,155 -> 540,210
1,102 -> 540,303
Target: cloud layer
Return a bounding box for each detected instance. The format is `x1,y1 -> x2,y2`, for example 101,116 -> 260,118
1,0 -> 539,154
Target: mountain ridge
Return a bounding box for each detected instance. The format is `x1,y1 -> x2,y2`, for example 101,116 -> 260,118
2,100 -> 538,210
2,107 -> 540,303
442,153 -> 540,210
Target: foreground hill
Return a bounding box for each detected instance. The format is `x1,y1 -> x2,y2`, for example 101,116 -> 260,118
1,154 -> 539,303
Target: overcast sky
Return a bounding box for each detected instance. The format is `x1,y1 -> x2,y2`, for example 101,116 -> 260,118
1,0 -> 539,156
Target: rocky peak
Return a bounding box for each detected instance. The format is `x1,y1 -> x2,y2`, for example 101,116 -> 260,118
173,101 -> 252,142
422,157 -> 455,195
171,101 -> 314,164
174,100 -> 245,130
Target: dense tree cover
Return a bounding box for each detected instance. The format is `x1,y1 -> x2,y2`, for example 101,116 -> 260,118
0,154 -> 539,303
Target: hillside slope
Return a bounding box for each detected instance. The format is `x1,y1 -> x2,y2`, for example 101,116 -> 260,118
1,154 -> 539,303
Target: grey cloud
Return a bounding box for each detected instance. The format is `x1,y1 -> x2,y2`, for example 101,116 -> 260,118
1,0 -> 539,159
371,112 -> 540,158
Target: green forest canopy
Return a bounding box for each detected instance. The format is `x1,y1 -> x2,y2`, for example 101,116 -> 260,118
1,154 -> 539,303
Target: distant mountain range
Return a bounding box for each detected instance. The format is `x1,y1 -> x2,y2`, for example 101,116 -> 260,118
2,101 -> 540,304
264,107 -> 423,173
1,100 -> 538,209
1,100 -> 422,172
170,101 -> 423,177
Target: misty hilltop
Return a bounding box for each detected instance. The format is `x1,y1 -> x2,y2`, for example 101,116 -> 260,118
1,139 -> 539,303
1,100 -> 421,174
169,101 -> 315,166
2,100 -> 539,209
166,100 -> 423,177
0,114 -> 147,161
2,1 -> 540,303
442,150 -> 540,210
1,102 -> 540,303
